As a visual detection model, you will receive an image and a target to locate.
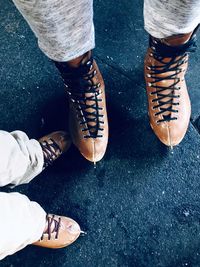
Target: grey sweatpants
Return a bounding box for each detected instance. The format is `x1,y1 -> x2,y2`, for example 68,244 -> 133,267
12,0 -> 200,62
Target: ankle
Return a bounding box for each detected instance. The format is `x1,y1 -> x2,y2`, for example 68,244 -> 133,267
160,32 -> 193,47
67,51 -> 91,68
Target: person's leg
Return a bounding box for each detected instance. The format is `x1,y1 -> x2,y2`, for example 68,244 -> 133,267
0,192 -> 46,260
0,130 -> 72,186
11,0 -> 109,163
0,130 -> 80,260
12,0 -> 95,62
144,0 -> 200,39
0,130 -> 45,259
143,0 -> 200,147
0,130 -> 43,187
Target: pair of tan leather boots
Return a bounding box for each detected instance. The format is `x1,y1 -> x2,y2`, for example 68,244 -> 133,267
56,30 -> 197,164
33,30 -> 197,250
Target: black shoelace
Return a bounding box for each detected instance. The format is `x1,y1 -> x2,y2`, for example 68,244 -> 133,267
148,34 -> 197,123
40,139 -> 62,168
55,57 -> 104,138
41,215 -> 61,241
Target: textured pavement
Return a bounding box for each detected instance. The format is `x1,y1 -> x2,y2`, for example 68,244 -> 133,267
1,1 -> 200,267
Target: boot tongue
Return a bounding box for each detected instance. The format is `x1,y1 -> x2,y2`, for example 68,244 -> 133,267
162,32 -> 192,47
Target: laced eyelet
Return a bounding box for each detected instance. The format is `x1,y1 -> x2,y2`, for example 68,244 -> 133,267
146,74 -> 151,78
148,82 -> 152,87
146,66 -> 151,70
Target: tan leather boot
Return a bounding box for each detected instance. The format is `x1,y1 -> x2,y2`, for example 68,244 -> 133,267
39,131 -> 71,168
144,31 -> 197,148
55,51 -> 108,163
33,214 -> 80,248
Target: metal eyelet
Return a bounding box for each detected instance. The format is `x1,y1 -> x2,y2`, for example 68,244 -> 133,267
148,82 -> 152,87
146,74 -> 151,78
146,66 -> 151,70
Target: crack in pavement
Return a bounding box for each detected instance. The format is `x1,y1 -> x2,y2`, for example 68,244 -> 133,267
95,54 -> 145,91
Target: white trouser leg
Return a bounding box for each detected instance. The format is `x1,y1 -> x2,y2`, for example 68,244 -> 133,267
144,0 -> 200,38
12,0 -> 95,61
0,130 -> 46,260
0,130 -> 43,187
0,192 -> 46,260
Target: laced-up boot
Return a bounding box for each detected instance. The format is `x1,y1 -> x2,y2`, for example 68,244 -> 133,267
33,214 -> 80,248
55,51 -> 108,163
39,131 -> 71,168
144,30 -> 197,148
